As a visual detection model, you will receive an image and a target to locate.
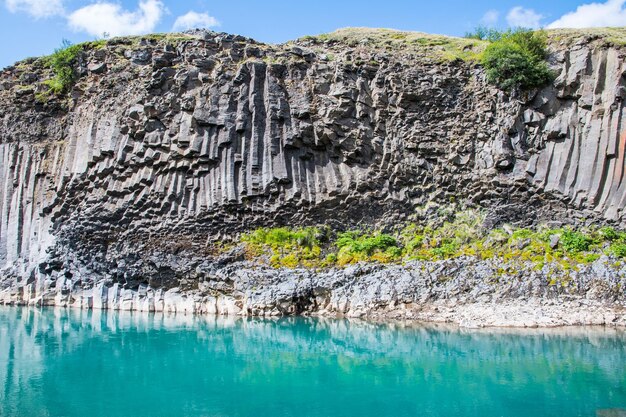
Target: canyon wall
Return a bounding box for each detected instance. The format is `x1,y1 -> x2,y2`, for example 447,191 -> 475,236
1,29 -> 626,320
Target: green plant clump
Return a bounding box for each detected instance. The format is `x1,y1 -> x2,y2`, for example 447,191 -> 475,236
335,232 -> 398,255
610,242 -> 626,258
43,40 -> 83,95
480,28 -> 554,91
559,230 -> 593,253
335,231 -> 400,265
599,226 -> 620,241
244,227 -> 319,249
235,210 -> 626,270
241,227 -> 322,268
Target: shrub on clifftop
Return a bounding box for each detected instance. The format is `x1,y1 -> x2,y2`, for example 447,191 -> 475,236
478,28 -> 554,91
42,40 -> 83,95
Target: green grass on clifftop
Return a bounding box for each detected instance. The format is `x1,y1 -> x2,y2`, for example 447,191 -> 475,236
299,28 -> 489,62
30,33 -> 195,101
297,27 -> 626,65
546,27 -> 626,47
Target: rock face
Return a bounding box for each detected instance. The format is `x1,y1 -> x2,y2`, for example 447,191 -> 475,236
1,28 -> 626,325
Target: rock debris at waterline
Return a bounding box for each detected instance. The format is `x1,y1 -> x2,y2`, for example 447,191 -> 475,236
3,260 -> 625,328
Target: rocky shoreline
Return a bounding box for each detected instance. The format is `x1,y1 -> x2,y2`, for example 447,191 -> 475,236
2,257 -> 625,328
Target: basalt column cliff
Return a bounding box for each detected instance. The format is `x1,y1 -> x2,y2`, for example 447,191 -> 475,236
1,29 -> 626,325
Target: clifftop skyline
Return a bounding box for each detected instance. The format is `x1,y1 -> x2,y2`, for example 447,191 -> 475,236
2,0 -> 626,68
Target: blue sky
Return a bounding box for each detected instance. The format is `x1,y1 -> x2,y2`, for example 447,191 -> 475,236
2,0 -> 626,68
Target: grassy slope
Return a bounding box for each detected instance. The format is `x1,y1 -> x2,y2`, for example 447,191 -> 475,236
295,27 -> 489,61
294,27 -> 626,62
7,26 -> 626,71
547,27 -> 626,46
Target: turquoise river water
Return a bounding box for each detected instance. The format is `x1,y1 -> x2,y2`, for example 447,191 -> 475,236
0,307 -> 625,417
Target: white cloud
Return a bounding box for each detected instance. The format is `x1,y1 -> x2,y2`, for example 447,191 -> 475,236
67,0 -> 165,37
506,6 -> 544,28
548,0 -> 626,28
5,0 -> 64,18
172,11 -> 219,31
480,9 -> 500,26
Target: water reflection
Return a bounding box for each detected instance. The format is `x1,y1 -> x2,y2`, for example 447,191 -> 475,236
1,307 -> 625,417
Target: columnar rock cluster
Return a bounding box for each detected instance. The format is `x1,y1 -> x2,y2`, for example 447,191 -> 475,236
1,28 -> 626,324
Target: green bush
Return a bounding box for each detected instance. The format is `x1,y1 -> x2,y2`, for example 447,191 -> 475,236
385,246 -> 403,258
481,28 -> 553,91
610,243 -> 626,258
405,235 -> 424,252
335,231 -> 398,255
560,230 -> 593,253
325,253 -> 338,263
506,29 -> 548,58
243,227 -> 319,250
432,241 -> 459,259
43,40 -> 83,95
599,227 -> 620,241
511,228 -> 533,240
242,226 -> 322,268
